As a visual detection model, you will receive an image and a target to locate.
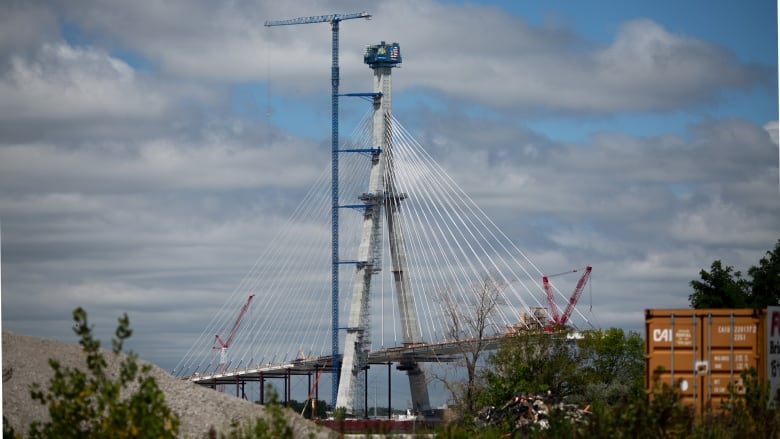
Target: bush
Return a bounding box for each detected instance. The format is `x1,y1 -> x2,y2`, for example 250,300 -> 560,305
217,388 -> 296,439
26,307 -> 179,438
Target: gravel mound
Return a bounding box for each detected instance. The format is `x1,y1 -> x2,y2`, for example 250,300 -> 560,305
2,330 -> 336,438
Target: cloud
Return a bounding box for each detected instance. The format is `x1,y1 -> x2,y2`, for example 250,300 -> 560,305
365,4 -> 770,114
584,19 -> 768,111
764,120 -> 779,145
0,1 -> 59,65
409,113 -> 778,268
0,43 -> 168,122
53,1 -> 770,114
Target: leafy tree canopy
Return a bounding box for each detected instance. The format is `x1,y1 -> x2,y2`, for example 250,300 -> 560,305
748,240 -> 780,308
689,240 -> 780,309
478,328 -> 644,409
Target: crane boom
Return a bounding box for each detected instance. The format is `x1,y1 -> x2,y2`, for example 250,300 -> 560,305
560,266 -> 592,324
215,294 -> 255,349
542,275 -> 561,323
264,12 -> 370,27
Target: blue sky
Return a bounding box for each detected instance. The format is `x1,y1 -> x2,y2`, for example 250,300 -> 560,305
251,1 -> 778,142
1,0 -> 778,410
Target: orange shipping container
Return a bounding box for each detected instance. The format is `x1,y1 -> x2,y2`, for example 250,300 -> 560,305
645,308 -> 766,415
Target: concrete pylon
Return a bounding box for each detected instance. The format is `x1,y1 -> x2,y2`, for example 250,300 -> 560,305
336,42 -> 430,414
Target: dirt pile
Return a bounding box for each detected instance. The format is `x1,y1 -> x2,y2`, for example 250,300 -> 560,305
2,330 -> 335,438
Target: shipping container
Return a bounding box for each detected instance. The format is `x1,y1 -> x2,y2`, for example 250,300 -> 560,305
645,308 -> 766,414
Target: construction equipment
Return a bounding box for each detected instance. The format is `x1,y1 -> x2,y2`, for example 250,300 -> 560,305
301,369 -> 325,418
213,294 -> 255,373
542,266 -> 592,326
265,11 -> 371,408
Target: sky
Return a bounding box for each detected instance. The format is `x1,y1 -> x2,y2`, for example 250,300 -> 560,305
1,0 -> 778,408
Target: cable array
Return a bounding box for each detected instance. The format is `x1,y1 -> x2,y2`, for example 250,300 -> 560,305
173,111 -> 590,377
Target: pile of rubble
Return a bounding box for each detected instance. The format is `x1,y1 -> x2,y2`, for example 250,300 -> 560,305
474,392 -> 590,432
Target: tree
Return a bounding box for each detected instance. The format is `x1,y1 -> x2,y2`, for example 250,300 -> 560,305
27,308 -> 179,438
479,331 -> 584,408
748,239 -> 780,308
688,260 -> 750,308
476,327 -> 646,412
689,241 -> 780,309
437,274 -> 503,418
578,328 -> 645,406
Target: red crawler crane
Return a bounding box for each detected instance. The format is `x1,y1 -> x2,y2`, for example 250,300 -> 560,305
214,294 -> 255,374
542,266 -> 592,326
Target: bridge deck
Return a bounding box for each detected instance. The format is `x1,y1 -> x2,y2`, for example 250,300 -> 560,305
188,335 -> 506,385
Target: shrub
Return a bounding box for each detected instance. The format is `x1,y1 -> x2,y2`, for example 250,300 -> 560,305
27,307 -> 179,438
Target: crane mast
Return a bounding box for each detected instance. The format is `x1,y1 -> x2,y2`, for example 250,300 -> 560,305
265,11 -> 371,408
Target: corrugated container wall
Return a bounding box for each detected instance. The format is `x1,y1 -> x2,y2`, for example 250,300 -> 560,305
645,309 -> 766,415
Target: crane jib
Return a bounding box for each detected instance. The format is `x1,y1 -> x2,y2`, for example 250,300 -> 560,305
264,12 -> 371,27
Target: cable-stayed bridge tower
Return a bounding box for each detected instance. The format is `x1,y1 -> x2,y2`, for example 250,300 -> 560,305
264,11 -> 371,408
336,41 -> 430,413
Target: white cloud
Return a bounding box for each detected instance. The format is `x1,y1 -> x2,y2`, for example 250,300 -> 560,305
0,43 -> 169,121
53,1 -> 770,114
764,120 -> 779,145
0,128 -> 326,196
371,6 -> 768,113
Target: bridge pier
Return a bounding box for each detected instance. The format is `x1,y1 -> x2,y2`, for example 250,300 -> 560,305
286,368 -> 291,406
313,366 -> 320,419
259,372 -> 265,404
364,365 -> 369,419
387,362 -> 392,419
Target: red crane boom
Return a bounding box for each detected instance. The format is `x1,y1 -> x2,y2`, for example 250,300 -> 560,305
542,275 -> 560,324
560,266 -> 591,324
215,294 -> 255,349
542,265 -> 592,326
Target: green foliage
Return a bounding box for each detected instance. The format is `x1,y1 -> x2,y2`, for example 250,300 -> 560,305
479,331 -> 582,408
689,240 -> 780,309
4,415 -> 19,439
332,406 -> 347,421
284,399 -> 328,419
478,328 -> 644,410
748,239 -> 780,308
689,260 -> 750,308
221,387 -> 299,439
578,328 -> 645,405
26,307 -> 179,439
714,369 -> 780,438
435,422 -> 507,438
445,367 -> 780,438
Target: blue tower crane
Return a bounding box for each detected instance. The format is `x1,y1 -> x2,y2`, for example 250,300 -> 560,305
264,11 -> 371,409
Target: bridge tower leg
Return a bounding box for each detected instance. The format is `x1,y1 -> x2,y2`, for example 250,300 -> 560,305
334,76 -> 387,416
336,42 -> 430,414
